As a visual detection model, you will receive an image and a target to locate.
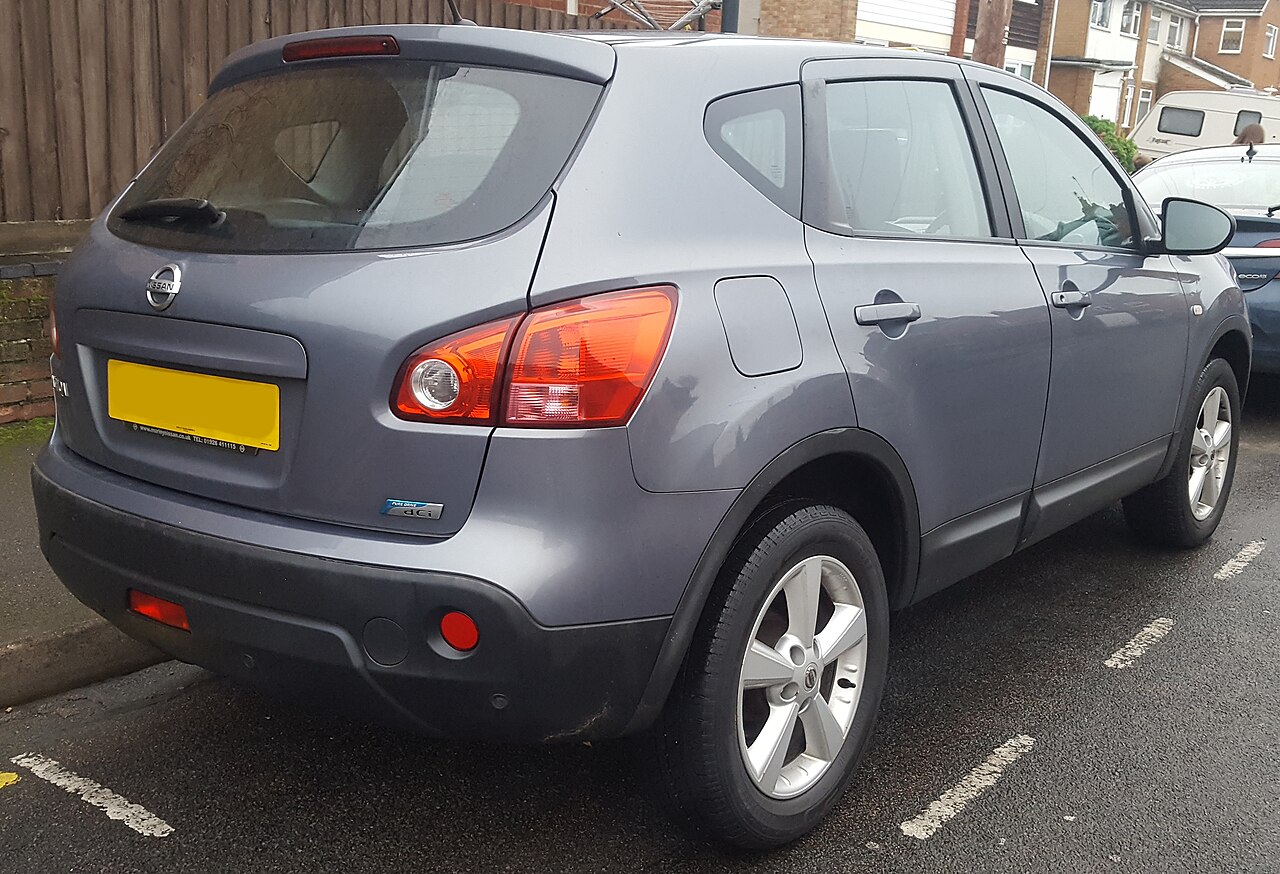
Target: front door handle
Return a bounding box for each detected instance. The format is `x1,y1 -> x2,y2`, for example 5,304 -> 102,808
855,301 -> 922,325
1051,289 -> 1091,308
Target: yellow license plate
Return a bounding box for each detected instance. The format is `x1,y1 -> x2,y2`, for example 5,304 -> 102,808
107,360 -> 280,451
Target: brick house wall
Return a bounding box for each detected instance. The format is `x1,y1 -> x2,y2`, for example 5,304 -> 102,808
1197,10 -> 1280,91
759,0 -> 857,40
0,267 -> 56,425
1049,64 -> 1100,115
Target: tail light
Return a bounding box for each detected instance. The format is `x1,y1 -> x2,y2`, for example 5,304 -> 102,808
283,35 -> 399,62
503,286 -> 676,427
392,316 -> 521,424
391,286 -> 677,428
1257,239 -> 1280,248
49,304 -> 59,358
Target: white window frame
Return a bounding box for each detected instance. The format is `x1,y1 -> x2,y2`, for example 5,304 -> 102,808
1266,24 -> 1278,59
1004,61 -> 1034,79
1136,88 -> 1154,125
1091,0 -> 1113,30
1220,19 -> 1246,54
1148,8 -> 1162,44
1167,14 -> 1185,51
1120,1 -> 1143,37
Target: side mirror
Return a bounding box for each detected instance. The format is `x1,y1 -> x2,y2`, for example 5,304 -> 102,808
1155,197 -> 1236,255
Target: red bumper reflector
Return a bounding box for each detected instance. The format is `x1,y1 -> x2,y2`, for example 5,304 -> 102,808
128,589 -> 190,632
440,611 -> 479,651
283,35 -> 400,62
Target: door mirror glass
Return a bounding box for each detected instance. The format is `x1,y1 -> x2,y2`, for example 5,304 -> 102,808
1160,197 -> 1235,255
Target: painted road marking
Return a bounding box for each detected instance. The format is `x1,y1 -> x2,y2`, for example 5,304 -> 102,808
9,753 -> 173,838
0,772 -> 19,789
1215,540 -> 1266,581
1105,618 -> 1175,669
899,734 -> 1036,840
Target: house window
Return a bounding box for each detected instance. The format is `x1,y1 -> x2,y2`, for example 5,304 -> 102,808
1091,0 -> 1112,29
1148,8 -> 1162,43
1266,24 -> 1278,59
1004,61 -> 1034,79
1167,14 -> 1185,50
1136,88 -> 1153,124
1120,1 -> 1143,36
1220,19 -> 1246,54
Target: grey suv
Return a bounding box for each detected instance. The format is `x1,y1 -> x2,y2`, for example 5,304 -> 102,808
33,27 -> 1248,848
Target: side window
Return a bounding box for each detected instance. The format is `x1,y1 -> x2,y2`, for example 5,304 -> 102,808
815,79 -> 991,238
1235,110 -> 1263,137
705,85 -> 803,218
982,88 -> 1137,250
1158,106 -> 1205,136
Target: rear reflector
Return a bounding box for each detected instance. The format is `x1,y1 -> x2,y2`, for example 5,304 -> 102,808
283,35 -> 399,62
128,589 -> 190,632
440,611 -> 479,652
503,286 -> 677,427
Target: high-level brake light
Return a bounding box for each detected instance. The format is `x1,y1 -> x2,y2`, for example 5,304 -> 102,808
283,35 -> 400,62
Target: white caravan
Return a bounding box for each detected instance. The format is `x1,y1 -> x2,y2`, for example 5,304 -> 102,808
1131,90 -> 1280,161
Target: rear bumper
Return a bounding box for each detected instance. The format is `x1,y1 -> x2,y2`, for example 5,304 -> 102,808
32,453 -> 670,742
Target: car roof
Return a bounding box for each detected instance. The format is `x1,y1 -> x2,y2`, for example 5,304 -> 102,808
1144,143 -> 1280,168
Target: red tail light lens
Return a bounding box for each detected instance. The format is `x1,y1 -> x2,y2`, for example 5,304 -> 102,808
283,35 -> 399,62
502,286 -> 677,427
393,316 -> 520,424
128,589 -> 190,632
1257,239 -> 1280,248
49,305 -> 59,358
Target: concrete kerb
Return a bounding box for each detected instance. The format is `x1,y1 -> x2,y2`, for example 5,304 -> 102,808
0,619 -> 165,709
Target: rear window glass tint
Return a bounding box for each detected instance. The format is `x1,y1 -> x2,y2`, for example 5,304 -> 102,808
1235,110 -> 1263,137
1157,107 -> 1204,137
109,62 -> 601,253
705,85 -> 803,218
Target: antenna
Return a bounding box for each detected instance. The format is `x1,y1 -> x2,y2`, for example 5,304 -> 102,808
445,0 -> 477,25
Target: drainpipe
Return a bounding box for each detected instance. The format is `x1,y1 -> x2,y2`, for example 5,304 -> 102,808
1043,0 -> 1060,88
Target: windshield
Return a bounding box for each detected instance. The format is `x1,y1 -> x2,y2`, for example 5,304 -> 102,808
109,61 -> 601,253
1135,158 -> 1280,213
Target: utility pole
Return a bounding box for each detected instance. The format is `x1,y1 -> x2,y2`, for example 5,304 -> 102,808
972,0 -> 1013,68
949,0 -> 972,58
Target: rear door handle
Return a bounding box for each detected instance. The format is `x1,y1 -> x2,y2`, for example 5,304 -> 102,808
1051,289 -> 1091,308
854,302 -> 922,325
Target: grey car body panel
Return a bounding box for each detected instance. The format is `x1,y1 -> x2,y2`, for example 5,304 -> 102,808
209,25 -> 619,95
713,276 -> 803,377
53,199 -> 556,537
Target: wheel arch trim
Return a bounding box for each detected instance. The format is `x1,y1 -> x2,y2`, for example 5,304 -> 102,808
621,428 -> 920,735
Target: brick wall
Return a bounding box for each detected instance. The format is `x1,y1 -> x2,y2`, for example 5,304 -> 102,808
0,267 -> 56,425
1155,60 -> 1221,100
759,0 -> 856,41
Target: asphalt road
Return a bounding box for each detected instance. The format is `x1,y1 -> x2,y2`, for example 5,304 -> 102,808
2,382 -> 1279,873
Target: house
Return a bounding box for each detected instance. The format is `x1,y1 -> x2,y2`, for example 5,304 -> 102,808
1048,1 -> 1280,132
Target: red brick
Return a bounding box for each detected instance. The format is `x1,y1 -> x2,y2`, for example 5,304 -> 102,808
23,399 -> 54,418
0,341 -> 31,363
0,405 -> 20,425
0,361 -> 48,382
0,383 -> 27,404
27,338 -> 52,358
26,378 -> 53,400
0,319 -> 44,342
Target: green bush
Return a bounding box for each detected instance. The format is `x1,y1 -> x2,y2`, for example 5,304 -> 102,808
1082,115 -> 1138,173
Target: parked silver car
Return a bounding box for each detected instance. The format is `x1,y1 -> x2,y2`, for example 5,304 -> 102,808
33,28 -> 1247,847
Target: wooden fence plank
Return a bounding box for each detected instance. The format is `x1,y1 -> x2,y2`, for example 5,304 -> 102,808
306,0 -> 326,31
396,0 -> 411,22
346,0 -> 363,26
327,0 -> 346,27
20,0 -> 63,219
269,0 -> 292,35
132,0 -> 163,170
156,0 -> 185,140
251,0 -> 272,42
228,0 -> 253,52
0,0 -> 33,220
183,0 -> 209,118
105,0 -> 137,196
48,1 -> 90,220
76,0 -> 111,214
427,0 -> 444,25
409,0 -> 426,23
207,0 -> 228,80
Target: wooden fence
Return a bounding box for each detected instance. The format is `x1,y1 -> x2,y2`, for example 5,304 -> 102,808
0,0 -> 633,223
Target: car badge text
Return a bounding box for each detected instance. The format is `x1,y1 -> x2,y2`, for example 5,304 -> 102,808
146,264 -> 182,311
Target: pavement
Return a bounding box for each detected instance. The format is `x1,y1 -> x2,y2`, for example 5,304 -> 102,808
0,421 -> 161,708
0,383 -> 1278,872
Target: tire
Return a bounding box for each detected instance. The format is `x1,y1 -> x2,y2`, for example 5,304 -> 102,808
652,503 -> 889,849
1123,357 -> 1241,548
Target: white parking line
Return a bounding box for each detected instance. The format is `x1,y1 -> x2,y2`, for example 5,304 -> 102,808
899,734 -> 1036,840
9,753 -> 174,838
1214,540 -> 1266,581
1104,618 -> 1175,669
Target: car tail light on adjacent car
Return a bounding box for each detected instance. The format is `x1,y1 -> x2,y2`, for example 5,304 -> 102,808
392,286 -> 677,428
1257,239 -> 1280,248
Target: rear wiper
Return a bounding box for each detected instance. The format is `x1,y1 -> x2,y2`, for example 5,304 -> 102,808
119,198 -> 226,226
1267,204 -> 1280,217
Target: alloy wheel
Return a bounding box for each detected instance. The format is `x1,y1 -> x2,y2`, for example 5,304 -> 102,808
1189,386 -> 1232,521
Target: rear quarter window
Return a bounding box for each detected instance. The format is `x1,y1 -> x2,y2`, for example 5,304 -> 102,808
1157,107 -> 1205,137
108,62 -> 602,254
705,85 -> 803,218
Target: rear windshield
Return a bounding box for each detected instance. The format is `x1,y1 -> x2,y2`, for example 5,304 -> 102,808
108,62 -> 602,253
